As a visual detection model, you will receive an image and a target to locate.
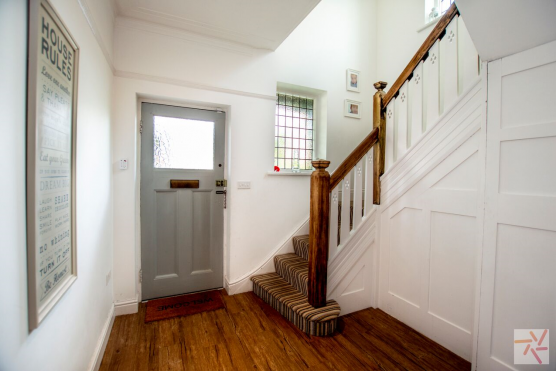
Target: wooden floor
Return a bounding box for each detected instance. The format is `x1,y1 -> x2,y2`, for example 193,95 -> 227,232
100,290 -> 471,371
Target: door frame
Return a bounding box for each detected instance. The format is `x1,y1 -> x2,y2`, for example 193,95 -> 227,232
135,96 -> 230,302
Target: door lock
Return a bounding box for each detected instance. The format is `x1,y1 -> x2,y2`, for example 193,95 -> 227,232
216,190 -> 227,209
216,180 -> 227,187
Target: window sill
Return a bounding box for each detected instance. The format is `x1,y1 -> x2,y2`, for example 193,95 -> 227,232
417,17 -> 440,33
266,170 -> 312,176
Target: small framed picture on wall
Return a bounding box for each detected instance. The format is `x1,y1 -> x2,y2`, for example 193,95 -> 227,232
344,99 -> 361,119
346,69 -> 360,92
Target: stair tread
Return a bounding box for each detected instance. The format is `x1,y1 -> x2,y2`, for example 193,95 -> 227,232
292,235 -> 309,260
251,273 -> 340,324
274,253 -> 308,296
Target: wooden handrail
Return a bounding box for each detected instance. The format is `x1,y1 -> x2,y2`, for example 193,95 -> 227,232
382,3 -> 459,108
329,127 -> 379,190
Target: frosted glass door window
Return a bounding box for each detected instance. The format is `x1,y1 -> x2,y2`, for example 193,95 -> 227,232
153,116 -> 215,170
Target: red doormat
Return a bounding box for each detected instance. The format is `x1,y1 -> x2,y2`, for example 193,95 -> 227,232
145,290 -> 224,323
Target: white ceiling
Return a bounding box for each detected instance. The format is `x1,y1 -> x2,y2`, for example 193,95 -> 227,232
112,0 -> 321,50
456,0 -> 556,61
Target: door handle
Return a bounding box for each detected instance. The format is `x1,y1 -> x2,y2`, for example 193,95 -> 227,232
216,190 -> 227,209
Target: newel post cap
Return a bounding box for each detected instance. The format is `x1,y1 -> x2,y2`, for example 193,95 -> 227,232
312,159 -> 331,170
374,81 -> 388,91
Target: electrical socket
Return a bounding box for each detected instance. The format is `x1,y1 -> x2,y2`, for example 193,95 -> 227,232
237,181 -> 251,189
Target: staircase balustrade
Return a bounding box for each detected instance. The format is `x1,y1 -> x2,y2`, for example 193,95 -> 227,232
307,3 -> 478,309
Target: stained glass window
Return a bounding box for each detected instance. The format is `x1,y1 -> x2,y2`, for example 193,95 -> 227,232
275,94 -> 314,170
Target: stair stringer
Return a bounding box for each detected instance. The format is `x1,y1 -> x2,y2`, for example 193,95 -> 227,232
327,207 -> 377,315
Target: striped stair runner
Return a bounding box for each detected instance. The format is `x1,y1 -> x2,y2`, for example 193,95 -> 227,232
251,235 -> 340,336
251,201 -> 362,336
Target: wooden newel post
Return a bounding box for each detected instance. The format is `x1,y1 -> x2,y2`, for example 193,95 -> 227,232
373,81 -> 387,205
308,159 -> 331,308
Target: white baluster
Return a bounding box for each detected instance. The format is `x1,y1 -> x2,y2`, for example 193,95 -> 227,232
329,187 -> 339,254
410,61 -> 424,148
385,100 -> 395,171
396,81 -> 409,160
458,16 -> 479,93
340,171 -> 352,245
364,151 -> 373,216
441,17 -> 459,111
424,40 -> 440,131
352,159 -> 363,230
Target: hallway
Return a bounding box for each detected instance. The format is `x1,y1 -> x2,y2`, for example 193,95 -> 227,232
100,290 -> 470,370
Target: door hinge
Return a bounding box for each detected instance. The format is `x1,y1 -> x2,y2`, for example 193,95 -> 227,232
139,269 -> 143,283
139,120 -> 143,134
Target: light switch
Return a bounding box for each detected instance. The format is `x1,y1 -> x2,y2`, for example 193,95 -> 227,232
120,159 -> 128,170
237,181 -> 251,189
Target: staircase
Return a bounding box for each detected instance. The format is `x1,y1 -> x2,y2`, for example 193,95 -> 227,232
251,3 -> 477,338
251,235 -> 340,336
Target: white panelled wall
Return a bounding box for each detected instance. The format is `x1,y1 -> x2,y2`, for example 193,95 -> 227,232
377,18 -> 556,371
476,40 -> 556,371
378,14 -> 484,363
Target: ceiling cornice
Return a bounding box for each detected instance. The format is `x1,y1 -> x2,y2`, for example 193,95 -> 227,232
115,16 -> 260,56
77,0 -> 115,72
118,6 -> 277,50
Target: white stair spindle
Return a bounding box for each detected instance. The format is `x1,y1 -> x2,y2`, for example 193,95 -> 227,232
385,99 -> 395,171
329,186 -> 339,254
352,159 -> 363,230
442,17 -> 459,110
410,61 -> 424,147
424,40 -> 440,131
396,81 -> 409,160
340,172 -> 352,245
364,151 -> 373,216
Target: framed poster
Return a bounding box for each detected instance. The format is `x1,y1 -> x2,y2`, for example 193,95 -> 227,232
27,0 -> 79,331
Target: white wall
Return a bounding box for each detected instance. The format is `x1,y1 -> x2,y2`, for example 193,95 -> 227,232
376,0 -> 434,93
0,0 -> 114,370
111,0 -> 378,307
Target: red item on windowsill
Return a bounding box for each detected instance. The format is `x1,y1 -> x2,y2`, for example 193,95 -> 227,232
274,166 -> 280,172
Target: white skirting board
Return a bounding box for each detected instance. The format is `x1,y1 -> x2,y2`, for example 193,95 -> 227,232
88,305 -> 115,371
114,298 -> 139,316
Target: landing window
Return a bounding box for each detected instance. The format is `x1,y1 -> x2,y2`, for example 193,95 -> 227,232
425,0 -> 454,24
274,93 -> 315,171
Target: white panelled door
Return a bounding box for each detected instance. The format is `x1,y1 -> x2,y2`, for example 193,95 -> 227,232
476,41 -> 556,370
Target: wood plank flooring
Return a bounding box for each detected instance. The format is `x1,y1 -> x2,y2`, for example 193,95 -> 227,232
100,290 -> 471,371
